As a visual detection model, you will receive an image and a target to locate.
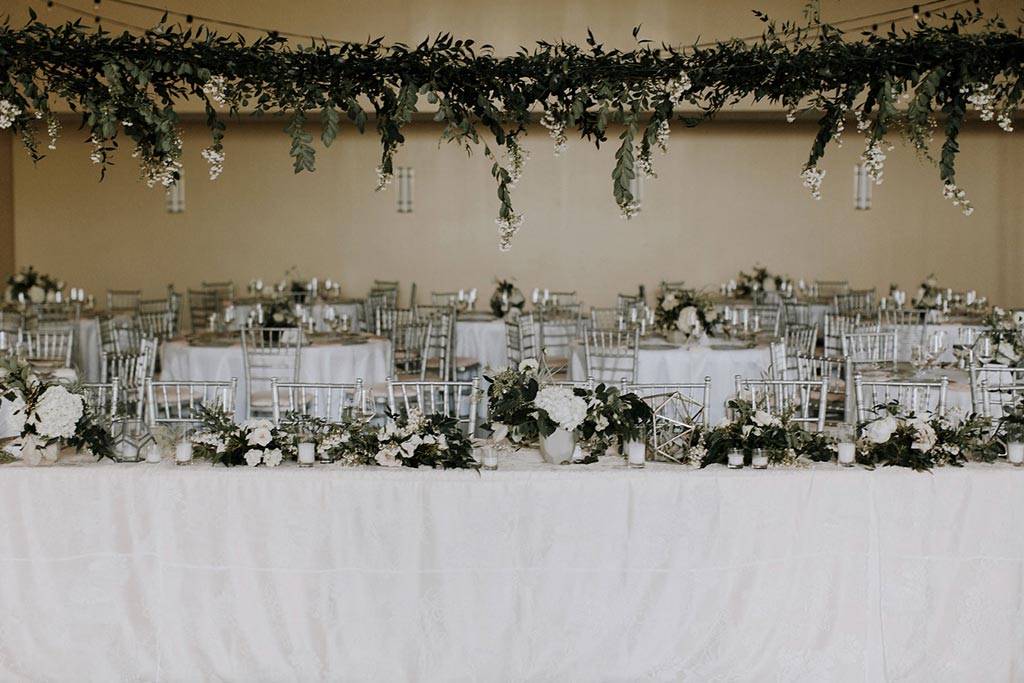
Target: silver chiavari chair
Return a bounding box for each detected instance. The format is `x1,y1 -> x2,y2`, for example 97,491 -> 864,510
813,280 -> 849,299
842,330 -> 898,371
796,353 -> 853,423
968,364 -> 1024,419
387,377 -> 481,436
768,339 -> 790,380
422,311 -> 455,381
504,314 -> 537,367
201,281 -> 235,307
538,304 -> 582,378
785,323 -> 818,358
99,314 -> 146,354
106,289 -> 141,314
615,293 -> 643,314
362,293 -> 390,333
241,327 -> 303,418
539,290 -> 577,307
389,318 -> 431,380
749,304 -> 782,336
376,307 -> 415,339
734,376 -> 829,432
429,291 -> 464,307
853,373 -> 948,422
782,301 -> 812,329
589,307 -> 625,333
270,379 -> 367,425
29,302 -> 81,329
136,306 -> 177,343
145,377 -> 238,426
823,312 -> 869,357
17,327 -> 75,370
370,282 -> 400,308
622,378 -> 711,463
100,337 -> 157,417
81,381 -> 121,419
187,289 -> 221,333
834,289 -> 876,316
583,328 -> 640,384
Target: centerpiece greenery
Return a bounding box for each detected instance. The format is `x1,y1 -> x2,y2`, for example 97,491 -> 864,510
653,288 -> 718,340
981,306 -> 1024,365
0,3 -> 1016,248
734,265 -> 788,299
489,279 -> 526,318
4,266 -> 63,304
701,398 -> 835,467
0,354 -> 114,464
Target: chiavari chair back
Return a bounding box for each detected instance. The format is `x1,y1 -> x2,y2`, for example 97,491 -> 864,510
538,304 -> 582,377
589,307 -> 625,333
842,330 -> 898,371
622,378 -> 711,463
785,323 -> 818,358
853,374 -> 948,422
583,327 -> 640,384
796,353 -> 853,423
813,280 -> 849,299
241,327 -> 303,417
834,289 -> 876,316
968,364 -> 1024,419
387,377 -> 481,436
270,379 -> 367,425
145,377 -> 238,426
100,337 -> 157,417
735,376 -> 829,432
188,289 -> 221,333
81,381 -> 121,419
505,314 -> 537,367
389,318 -> 431,379
106,289 -> 141,314
17,327 -> 74,370
782,301 -> 812,328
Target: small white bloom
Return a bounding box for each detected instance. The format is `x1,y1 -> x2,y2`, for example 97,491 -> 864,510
246,426 -> 273,447
864,415 -> 898,444
752,411 -> 774,428
263,448 -> 283,467
518,358 -> 539,373
244,449 -> 263,467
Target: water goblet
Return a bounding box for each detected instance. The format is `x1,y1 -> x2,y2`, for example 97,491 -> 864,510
974,336 -> 995,365
927,330 -> 947,366
910,345 -> 928,377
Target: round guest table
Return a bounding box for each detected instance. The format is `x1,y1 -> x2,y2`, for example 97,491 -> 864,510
161,337 -> 391,418
570,338 -> 772,422
455,318 -> 508,371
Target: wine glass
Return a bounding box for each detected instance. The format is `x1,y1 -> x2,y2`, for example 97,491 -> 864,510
927,330 -> 947,366
952,327 -> 977,369
910,345 -> 928,377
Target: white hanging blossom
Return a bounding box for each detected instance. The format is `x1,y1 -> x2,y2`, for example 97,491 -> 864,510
832,104 -> 848,146
655,119 -> 670,153
786,108 -> 797,124
0,99 -> 22,129
202,75 -> 229,106
505,137 -> 529,188
46,115 -> 60,150
997,110 -> 1014,133
855,110 -> 871,132
801,166 -> 826,200
942,183 -> 974,216
375,163 -> 393,191
540,110 -> 567,156
962,84 -> 996,121
201,146 -> 225,180
861,139 -> 886,184
619,198 -> 641,219
139,131 -> 183,187
496,212 -> 524,252
665,71 -> 692,105
636,152 -> 653,178
89,135 -> 104,164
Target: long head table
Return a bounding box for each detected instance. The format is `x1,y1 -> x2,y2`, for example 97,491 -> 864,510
1,452 -> 1021,682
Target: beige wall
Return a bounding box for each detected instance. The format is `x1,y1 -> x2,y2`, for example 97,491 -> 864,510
11,117 -> 1022,307
4,0 -> 1022,306
0,132 -> 12,284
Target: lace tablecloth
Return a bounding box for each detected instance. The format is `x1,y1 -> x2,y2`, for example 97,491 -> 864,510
0,452 -> 1021,682
160,338 -> 391,418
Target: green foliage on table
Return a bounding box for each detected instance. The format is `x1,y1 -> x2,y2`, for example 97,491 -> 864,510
577,382 -> 654,456
702,398 -> 829,467
0,4 -> 1016,247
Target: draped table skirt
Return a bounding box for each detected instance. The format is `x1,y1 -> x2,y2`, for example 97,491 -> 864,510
1,454 -> 1021,682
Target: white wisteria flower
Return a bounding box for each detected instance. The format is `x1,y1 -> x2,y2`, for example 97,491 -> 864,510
800,166 -> 826,200
32,385 -> 84,440
534,385 -> 588,432
0,99 -> 22,129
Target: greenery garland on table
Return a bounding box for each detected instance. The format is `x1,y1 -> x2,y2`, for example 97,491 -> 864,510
0,4 -> 1021,248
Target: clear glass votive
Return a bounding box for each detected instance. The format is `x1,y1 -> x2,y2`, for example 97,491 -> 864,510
727,448 -> 744,469
298,441 -> 316,468
838,442 -> 856,467
1007,442 -> 1024,467
481,446 -> 499,471
175,439 -> 193,466
626,440 -> 646,469
751,448 -> 768,469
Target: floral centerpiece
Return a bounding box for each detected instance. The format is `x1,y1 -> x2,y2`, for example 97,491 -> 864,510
856,402 -> 999,470
701,399 -> 834,467
0,355 -> 114,465
734,265 -> 787,299
654,288 -> 718,341
5,266 -> 63,304
367,408 -> 478,469
485,359 -> 653,464
981,307 -> 1024,366
913,273 -> 945,309
191,406 -> 293,466
489,278 -> 526,318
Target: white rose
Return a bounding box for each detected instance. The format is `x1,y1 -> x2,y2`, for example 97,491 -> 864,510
244,449 -> 263,467
864,415 -> 898,444
263,448 -> 283,467
246,426 -> 273,447
741,424 -> 753,438
489,422 -> 509,442
375,444 -> 402,467
909,420 -> 937,452
705,307 -> 719,323
27,285 -> 45,303
518,358 -> 539,373
675,306 -> 698,334
752,411 -> 774,428
997,342 -> 1019,364
595,415 -> 609,432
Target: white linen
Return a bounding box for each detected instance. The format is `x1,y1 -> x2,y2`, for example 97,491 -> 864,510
161,338 -> 391,417
570,341 -> 772,421
454,319 -> 508,371
0,455 -> 1022,682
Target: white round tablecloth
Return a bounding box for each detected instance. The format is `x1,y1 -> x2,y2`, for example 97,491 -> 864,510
455,319 -> 508,372
570,339 -> 772,421
161,338 -> 391,418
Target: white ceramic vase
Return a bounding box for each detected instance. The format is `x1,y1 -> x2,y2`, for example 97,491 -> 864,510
539,427 -> 576,464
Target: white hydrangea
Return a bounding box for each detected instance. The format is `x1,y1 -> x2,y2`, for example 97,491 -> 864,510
534,385 -> 588,432
31,385 -> 84,440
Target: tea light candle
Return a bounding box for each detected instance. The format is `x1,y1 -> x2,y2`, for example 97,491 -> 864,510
175,439 -> 193,466
838,442 -> 856,467
298,441 -> 316,467
626,441 -> 646,469
532,288 -> 539,304
751,448 -> 768,469
727,449 -> 744,469
1007,442 -> 1024,466
144,442 -> 162,463
118,443 -> 139,462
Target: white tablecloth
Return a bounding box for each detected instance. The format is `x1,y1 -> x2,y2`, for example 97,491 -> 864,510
455,319 -> 507,372
570,341 -> 772,421
0,454 -> 1022,682
161,338 -> 391,418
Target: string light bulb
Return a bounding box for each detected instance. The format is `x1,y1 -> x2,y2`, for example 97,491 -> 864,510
45,0 -> 53,10
912,5 -> 920,19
